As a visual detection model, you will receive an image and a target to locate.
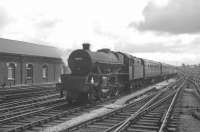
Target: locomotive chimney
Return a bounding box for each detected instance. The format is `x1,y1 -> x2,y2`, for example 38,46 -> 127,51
82,43 -> 90,50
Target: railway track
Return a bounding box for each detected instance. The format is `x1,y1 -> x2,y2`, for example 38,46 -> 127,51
111,80 -> 184,132
111,81 -> 184,132
0,93 -> 60,111
64,78 -> 184,132
0,78 -> 179,132
0,98 -> 68,132
0,91 -> 130,132
0,96 -> 64,120
175,77 -> 200,132
0,83 -> 57,101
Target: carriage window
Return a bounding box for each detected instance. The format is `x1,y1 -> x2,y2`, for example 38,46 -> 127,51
26,64 -> 33,79
42,65 -> 48,78
7,63 -> 16,80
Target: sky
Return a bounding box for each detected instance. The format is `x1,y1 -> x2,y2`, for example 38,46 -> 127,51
0,0 -> 199,65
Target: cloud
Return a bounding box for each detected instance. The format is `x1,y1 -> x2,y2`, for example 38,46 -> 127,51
0,0 -> 200,65
132,0 -> 200,34
113,34 -> 200,65
132,52 -> 199,65
115,38 -> 200,54
115,42 -> 176,53
0,6 -> 11,31
35,19 -> 60,29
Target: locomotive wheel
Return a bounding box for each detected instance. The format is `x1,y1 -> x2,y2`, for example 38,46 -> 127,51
87,88 -> 99,102
67,99 -> 73,104
115,88 -> 120,96
78,93 -> 89,103
65,92 -> 74,104
63,91 -> 68,100
112,87 -> 119,96
87,92 -> 96,103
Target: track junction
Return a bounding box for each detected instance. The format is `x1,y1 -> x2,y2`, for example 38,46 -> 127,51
1,67 -> 200,132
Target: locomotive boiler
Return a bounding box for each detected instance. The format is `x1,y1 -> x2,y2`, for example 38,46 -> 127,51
60,43 -> 126,102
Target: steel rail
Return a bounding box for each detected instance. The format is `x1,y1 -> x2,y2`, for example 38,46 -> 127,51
158,82 -> 184,132
112,91 -> 176,132
103,89 -> 166,132
0,98 -> 65,120
11,105 -> 90,132
2,92 -> 123,131
66,90 -> 162,132
0,93 -> 60,109
62,78 -> 181,132
0,95 -> 62,112
112,80 -> 185,132
0,101 -> 67,124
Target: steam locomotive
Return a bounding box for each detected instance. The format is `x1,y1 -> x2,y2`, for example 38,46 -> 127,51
58,43 -> 177,102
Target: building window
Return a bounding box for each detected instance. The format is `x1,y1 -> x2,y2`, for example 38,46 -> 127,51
42,65 -> 48,78
26,64 -> 33,79
7,63 -> 16,80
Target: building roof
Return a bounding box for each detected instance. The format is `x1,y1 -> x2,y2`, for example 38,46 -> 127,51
0,38 -> 63,59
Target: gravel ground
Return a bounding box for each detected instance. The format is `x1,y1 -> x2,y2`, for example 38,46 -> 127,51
178,115 -> 200,132
178,86 -> 200,132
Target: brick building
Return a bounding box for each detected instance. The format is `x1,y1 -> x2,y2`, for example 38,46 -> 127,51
0,38 -> 65,87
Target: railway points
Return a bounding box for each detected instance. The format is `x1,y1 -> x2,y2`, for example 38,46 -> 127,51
0,78 -> 175,132
39,78 -> 177,132
0,89 -> 123,132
